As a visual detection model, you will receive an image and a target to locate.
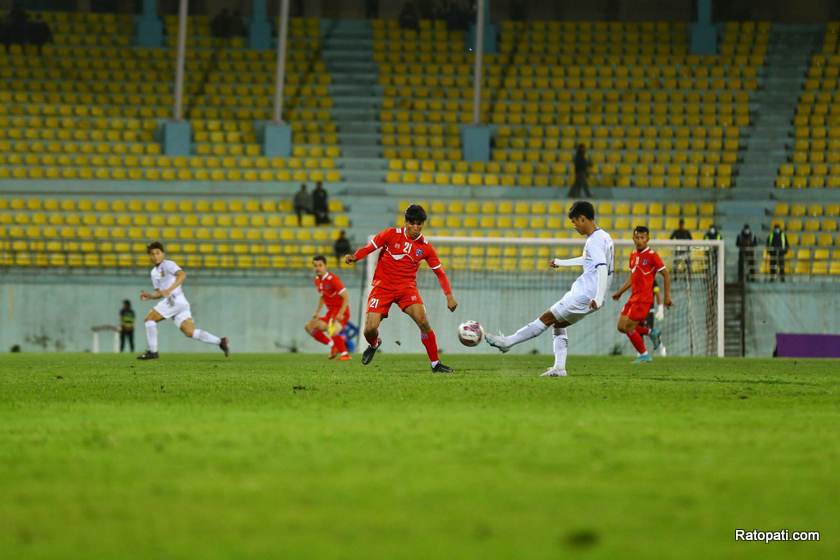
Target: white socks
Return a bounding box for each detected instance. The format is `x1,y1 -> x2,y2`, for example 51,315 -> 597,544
506,319 -> 549,346
192,329 -> 221,345
145,320 -> 158,352
553,327 -> 568,370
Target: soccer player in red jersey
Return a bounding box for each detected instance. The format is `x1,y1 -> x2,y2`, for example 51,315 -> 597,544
344,204 -> 458,373
611,226 -> 672,363
305,255 -> 351,361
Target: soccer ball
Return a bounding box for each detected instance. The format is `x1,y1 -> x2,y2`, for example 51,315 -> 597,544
457,321 -> 484,347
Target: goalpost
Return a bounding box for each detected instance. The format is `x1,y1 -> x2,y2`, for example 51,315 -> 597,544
362,237 -> 725,358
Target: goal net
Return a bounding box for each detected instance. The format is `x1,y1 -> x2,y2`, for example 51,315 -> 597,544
362,236 -> 724,358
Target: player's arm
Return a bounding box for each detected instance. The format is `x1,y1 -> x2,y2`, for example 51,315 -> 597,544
160,270 -> 185,297
611,275 -> 632,301
312,296 -> 325,320
427,250 -> 457,311
345,230 -> 388,264
550,256 -> 584,268
658,267 -> 672,307
334,290 -> 350,320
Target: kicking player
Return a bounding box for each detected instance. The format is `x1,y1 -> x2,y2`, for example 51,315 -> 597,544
611,226 -> 672,363
344,204 -> 457,373
485,201 -> 614,377
137,241 -> 229,360
305,255 -> 351,360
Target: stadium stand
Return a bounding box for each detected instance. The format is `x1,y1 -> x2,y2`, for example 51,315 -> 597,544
0,13 -> 340,182
0,195 -> 349,270
779,22 -> 840,190
395,199 -> 716,270
376,19 -> 764,188
769,202 -> 840,275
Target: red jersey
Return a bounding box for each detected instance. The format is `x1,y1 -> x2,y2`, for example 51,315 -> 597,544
628,247 -> 665,303
369,227 -> 442,289
314,271 -> 346,312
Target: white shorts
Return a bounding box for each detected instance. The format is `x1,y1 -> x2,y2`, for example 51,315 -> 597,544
549,291 -> 596,325
153,295 -> 192,327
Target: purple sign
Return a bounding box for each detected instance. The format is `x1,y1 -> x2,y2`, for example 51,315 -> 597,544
776,333 -> 840,358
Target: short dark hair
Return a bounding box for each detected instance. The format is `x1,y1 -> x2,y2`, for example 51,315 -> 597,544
633,225 -> 650,234
404,204 -> 427,224
146,241 -> 164,253
312,255 -> 327,264
568,201 -> 595,220
122,299 -> 131,306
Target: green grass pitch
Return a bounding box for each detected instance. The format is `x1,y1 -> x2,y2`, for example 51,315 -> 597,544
1,353 -> 838,559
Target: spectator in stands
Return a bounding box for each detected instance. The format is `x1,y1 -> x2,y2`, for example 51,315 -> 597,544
119,300 -> 135,353
313,181 -> 330,225
30,14 -> 51,54
399,2 -> 419,30
766,224 -> 789,282
736,223 -> 757,283
365,0 -> 379,19
703,224 -> 722,241
333,230 -> 352,266
211,9 -> 233,39
569,144 -> 592,198
293,184 -> 313,226
670,218 -> 693,276
231,11 -> 246,36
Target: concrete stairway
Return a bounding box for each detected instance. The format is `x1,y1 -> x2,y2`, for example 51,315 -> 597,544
734,25 -> 822,199
321,19 -> 385,188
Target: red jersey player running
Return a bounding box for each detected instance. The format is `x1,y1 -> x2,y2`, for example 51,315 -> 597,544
611,226 -> 672,363
344,204 -> 458,373
305,255 -> 351,360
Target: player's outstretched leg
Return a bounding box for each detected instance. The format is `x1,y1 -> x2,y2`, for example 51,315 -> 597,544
180,320 -> 229,357
405,304 -> 452,373
542,327 -> 568,377
486,314 -> 551,353
361,313 -> 383,365
138,312 -> 162,360
617,314 -> 650,363
305,318 -> 335,358
332,334 -> 351,361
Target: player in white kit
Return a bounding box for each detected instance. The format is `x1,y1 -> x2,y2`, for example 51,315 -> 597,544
137,242 -> 230,360
485,201 -> 614,377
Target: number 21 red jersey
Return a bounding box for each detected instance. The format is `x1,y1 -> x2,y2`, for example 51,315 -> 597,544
369,227 -> 442,289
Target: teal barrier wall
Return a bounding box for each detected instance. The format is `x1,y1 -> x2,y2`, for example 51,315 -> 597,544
2,273 -> 837,359
744,284 -> 840,357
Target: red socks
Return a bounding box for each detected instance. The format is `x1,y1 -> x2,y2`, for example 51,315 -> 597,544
627,328 -> 647,354
420,330 -> 439,362
311,330 -> 331,345
365,330 -> 380,347
332,335 -> 347,353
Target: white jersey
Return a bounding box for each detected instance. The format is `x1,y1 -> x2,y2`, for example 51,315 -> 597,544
569,228 -> 614,299
150,259 -> 185,300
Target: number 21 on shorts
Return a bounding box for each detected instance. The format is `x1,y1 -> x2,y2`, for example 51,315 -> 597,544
369,298 -> 380,309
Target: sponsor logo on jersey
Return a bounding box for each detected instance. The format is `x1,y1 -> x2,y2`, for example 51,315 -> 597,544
415,248 -> 424,257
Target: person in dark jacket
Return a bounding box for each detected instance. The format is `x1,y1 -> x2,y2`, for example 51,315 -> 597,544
333,230 -> 351,266
736,223 -> 757,283
669,218 -> 693,276
569,144 -> 592,198
766,224 -> 789,282
119,299 -> 136,352
293,184 -> 313,226
312,181 -> 330,225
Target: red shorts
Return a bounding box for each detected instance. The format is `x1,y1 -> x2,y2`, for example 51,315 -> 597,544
320,307 -> 350,327
367,285 -> 423,317
621,299 -> 653,322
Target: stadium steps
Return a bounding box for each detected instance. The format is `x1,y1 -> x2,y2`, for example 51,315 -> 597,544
322,19 -> 385,173
733,25 -> 822,198
724,282 -> 746,357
